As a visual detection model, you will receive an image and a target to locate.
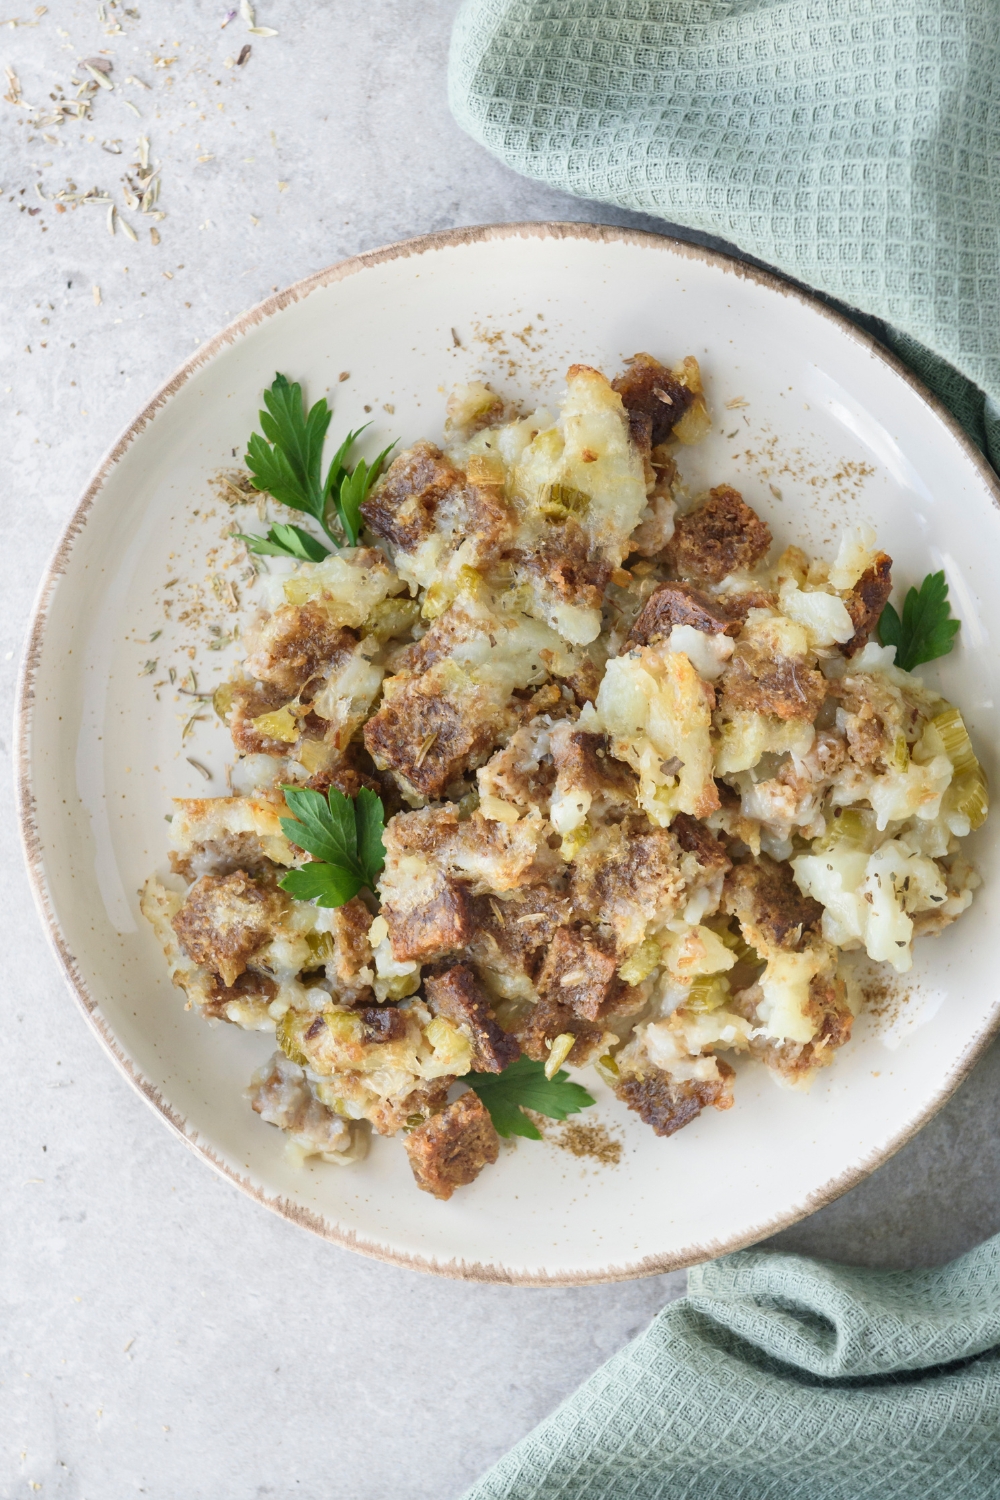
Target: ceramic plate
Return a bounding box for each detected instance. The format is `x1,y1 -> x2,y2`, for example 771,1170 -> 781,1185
18,224 -> 1000,1283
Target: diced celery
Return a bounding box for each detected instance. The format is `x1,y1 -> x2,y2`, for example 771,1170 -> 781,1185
539,483 -> 590,521
212,682 -> 234,721
930,707 -> 978,773
947,766 -> 990,831
926,707 -> 989,831
421,581 -> 455,619
618,938 -> 662,985
275,1011 -> 308,1066
297,738 -> 333,775
466,453 -> 505,486
595,1053 -> 620,1085
684,975 -> 731,1013
304,931 -> 336,967
889,734 -> 910,772
545,1033 -> 576,1080
322,1008 -> 364,1044
251,704 -> 300,743
365,596 -> 421,644
815,806 -> 877,854
559,822 -> 592,863
381,971 -> 421,1001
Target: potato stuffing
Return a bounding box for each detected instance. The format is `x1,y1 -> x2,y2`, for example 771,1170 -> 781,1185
143,352 -> 985,1199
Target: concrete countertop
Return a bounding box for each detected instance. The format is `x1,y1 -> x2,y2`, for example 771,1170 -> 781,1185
4,3 -> 1000,1496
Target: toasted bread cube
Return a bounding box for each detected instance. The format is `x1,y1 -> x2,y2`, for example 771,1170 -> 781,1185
424,964 -> 520,1073
615,1060 -> 735,1137
403,1092 -> 500,1200
171,870 -> 288,988
666,485 -> 771,584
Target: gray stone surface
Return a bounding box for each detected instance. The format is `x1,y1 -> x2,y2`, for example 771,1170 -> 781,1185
2,3 -> 999,1497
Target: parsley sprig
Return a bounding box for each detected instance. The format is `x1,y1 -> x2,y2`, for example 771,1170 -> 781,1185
236,373 -> 395,557
878,570 -> 961,672
466,1055 -> 596,1140
278,785 -> 386,907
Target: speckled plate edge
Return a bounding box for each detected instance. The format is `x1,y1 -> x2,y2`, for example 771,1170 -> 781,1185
16,221 -> 1000,1284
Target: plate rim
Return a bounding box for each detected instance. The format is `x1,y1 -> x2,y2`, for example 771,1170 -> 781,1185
16,218 -> 1000,1284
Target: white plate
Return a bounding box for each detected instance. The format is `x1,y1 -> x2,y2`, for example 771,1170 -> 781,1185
17,224 -> 1000,1283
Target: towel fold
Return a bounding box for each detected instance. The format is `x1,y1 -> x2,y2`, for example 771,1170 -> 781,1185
462,1238 -> 1000,1499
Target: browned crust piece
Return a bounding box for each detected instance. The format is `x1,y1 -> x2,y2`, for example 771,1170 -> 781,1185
513,996 -> 607,1067
666,486 -> 772,585
360,441 -> 465,552
203,970 -> 277,1021
719,642 -> 827,723
305,762 -> 382,799
627,582 -> 743,646
671,811 -> 733,873
355,1005 -> 410,1043
391,604 -> 485,676
229,681 -> 297,756
479,725 -> 558,812
717,589 -> 779,623
361,441 -> 514,558
325,895 -> 374,998
842,552 -> 893,657
171,870 -> 287,987
615,1060 -> 735,1137
551,728 -> 639,804
369,1077 -> 454,1136
424,964 -> 520,1073
572,816 -> 730,947
402,1092 -> 500,1200
249,1055 -> 345,1143
243,604 -> 359,698
535,926 -> 625,1022
723,854 -> 824,954
363,676 -> 499,798
467,887 -> 573,984
303,741 -> 404,817
611,352 -> 696,447
733,975 -> 854,1081
169,831 -> 279,883
508,519 -> 610,613
562,655 -> 603,707
384,877 -> 475,964
572,823 -> 695,934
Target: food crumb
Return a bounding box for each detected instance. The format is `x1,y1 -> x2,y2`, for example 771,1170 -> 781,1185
525,1111 -> 622,1165
553,1120 -> 622,1165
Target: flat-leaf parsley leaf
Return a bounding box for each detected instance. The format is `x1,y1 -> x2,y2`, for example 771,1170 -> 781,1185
278,784 -> 385,908
235,521 -> 331,562
466,1055 -> 596,1141
878,570 -> 961,672
241,374 -> 395,552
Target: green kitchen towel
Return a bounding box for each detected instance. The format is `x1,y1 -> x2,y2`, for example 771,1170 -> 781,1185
448,0 -> 1000,466
462,1237 -> 1000,1498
